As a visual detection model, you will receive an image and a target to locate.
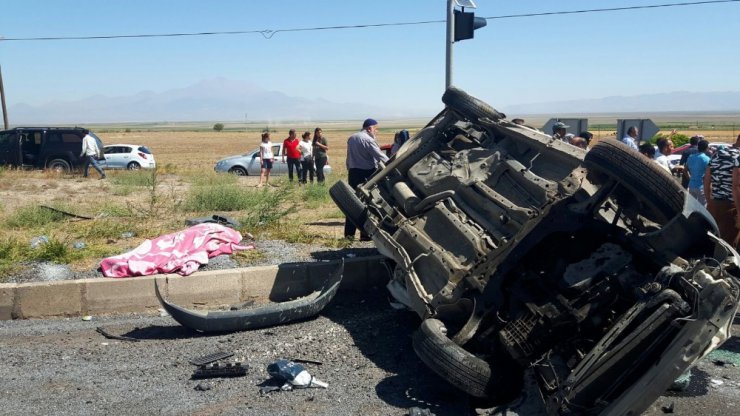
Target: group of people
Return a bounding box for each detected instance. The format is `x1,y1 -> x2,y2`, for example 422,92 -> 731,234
257,127 -> 329,187
627,126 -> 740,250
550,121 -> 593,149
514,119 -> 594,150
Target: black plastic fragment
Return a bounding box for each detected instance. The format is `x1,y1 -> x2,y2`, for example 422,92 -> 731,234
192,362 -> 248,379
189,351 -> 235,366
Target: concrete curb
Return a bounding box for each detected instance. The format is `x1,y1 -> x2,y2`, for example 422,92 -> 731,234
0,256 -> 392,320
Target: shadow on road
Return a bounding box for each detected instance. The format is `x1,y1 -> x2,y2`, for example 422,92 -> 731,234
322,288 -> 471,414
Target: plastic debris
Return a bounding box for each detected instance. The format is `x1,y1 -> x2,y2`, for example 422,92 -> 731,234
30,235 -> 49,249
710,379 -> 724,386
192,362 -> 248,379
409,407 -> 435,416
120,231 -> 135,238
81,316 -> 92,321
266,359 -> 328,390
668,370 -> 692,392
194,382 -> 213,391
73,242 -> 87,250
189,351 -> 234,366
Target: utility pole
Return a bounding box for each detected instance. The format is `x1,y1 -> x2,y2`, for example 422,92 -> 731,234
445,0 -> 455,89
0,65 -> 8,129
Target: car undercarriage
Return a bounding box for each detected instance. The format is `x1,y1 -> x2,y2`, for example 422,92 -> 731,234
330,87 -> 740,415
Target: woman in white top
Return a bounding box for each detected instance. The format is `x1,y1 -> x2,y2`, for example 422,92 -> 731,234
298,131 -> 315,184
258,132 -> 274,187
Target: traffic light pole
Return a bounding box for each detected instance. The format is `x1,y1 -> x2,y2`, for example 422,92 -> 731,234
0,65 -> 8,129
445,0 -> 455,89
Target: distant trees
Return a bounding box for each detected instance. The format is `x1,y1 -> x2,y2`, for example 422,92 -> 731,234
213,123 -> 224,132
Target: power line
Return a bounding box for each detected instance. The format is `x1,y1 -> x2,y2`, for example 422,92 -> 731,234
0,0 -> 737,42
482,0 -> 740,20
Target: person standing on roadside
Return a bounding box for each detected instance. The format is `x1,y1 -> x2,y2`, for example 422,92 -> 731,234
391,129 -> 410,156
679,135 -> 702,188
704,134 -> 740,246
621,126 -> 639,151
80,129 -> 106,179
282,129 -> 302,182
551,121 -> 569,142
654,137 -> 675,173
344,118 -> 389,240
685,140 -> 711,206
257,132 -> 274,188
312,127 -> 329,185
298,131 -> 315,184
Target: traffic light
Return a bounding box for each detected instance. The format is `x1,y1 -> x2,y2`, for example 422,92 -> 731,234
453,9 -> 487,42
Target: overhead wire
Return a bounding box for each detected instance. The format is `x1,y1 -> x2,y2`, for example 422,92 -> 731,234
0,0 -> 738,42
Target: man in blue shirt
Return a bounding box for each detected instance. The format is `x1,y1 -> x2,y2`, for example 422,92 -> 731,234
686,140 -> 711,206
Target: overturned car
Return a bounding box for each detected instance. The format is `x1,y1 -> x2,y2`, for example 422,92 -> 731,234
330,87 -> 740,415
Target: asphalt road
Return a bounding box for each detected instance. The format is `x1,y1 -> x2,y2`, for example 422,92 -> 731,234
1,288 -> 738,416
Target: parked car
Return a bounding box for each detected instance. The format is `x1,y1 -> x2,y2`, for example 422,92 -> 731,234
214,143 -> 332,176
330,87 -> 740,414
0,127 -> 104,172
101,144 -> 156,170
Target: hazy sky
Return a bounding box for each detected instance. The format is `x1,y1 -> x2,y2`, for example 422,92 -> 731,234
1,0 -> 739,113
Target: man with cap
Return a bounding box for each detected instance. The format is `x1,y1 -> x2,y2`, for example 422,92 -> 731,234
551,121 -> 569,142
344,118 -> 389,241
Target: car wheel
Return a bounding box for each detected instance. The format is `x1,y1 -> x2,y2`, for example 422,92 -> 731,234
229,166 -> 248,176
585,139 -> 684,223
442,86 -> 505,122
329,180 -> 367,230
127,162 -> 141,170
413,319 -> 503,399
47,159 -> 72,173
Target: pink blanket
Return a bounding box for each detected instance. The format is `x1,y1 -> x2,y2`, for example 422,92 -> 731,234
101,223 -> 254,277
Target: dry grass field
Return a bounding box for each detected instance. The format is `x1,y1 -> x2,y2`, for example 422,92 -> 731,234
0,124 -> 738,279
0,126 -> 413,279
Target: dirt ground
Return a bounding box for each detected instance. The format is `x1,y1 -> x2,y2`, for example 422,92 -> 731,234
2,127 -> 737,218
0,128 -> 400,215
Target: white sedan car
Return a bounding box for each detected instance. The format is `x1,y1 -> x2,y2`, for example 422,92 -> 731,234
214,143 -> 332,176
102,144 -> 156,170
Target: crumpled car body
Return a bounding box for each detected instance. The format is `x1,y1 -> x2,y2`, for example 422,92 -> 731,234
330,87 -> 740,415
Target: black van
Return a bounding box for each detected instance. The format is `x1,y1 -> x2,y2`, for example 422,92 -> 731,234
0,127 -> 104,172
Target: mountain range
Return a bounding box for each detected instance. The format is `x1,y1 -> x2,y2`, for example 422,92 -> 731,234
7,78 -> 413,125
6,78 -> 740,124
504,91 -> 740,115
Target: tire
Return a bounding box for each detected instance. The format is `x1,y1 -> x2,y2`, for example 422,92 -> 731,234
412,319 -> 496,398
47,159 -> 71,173
229,166 -> 247,176
442,86 -> 505,122
127,162 -> 141,170
329,180 -> 367,230
585,139 -> 683,223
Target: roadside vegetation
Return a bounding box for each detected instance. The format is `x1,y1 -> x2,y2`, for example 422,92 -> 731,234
0,164 -> 350,281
